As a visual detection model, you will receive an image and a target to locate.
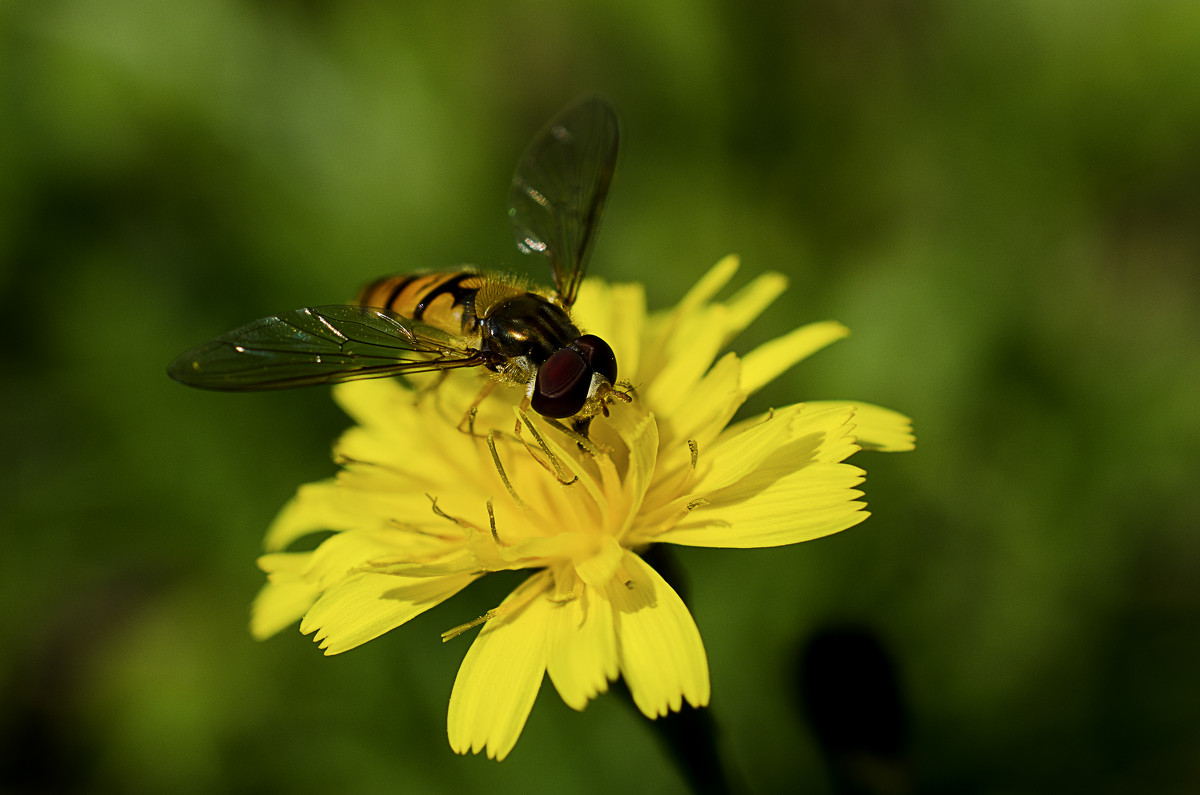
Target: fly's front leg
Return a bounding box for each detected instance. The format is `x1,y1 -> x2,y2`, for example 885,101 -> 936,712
457,379 -> 498,436
513,394 -> 532,437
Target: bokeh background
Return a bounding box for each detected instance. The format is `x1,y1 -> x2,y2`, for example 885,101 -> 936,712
3,2 -> 1199,792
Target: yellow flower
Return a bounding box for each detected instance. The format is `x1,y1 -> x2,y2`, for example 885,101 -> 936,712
250,255 -> 914,760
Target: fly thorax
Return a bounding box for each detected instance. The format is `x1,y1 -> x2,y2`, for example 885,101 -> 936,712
480,293 -> 581,364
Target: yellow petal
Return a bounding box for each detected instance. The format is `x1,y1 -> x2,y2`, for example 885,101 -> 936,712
673,254 -> 740,315
571,535 -> 625,589
448,574 -> 553,760
659,352 -> 745,452
332,378 -> 495,485
679,402 -> 851,498
263,480 -> 345,552
645,277 -> 805,417
266,476 -> 477,555
546,575 -> 619,711
300,530 -> 436,589
788,402 -> 862,462
739,321 -> 850,395
637,256 -> 740,398
605,282 -> 648,384
367,547 -> 487,579
660,461 -> 868,548
567,277 -> 611,333
718,271 -> 788,347
804,401 -> 916,452
250,553 -> 321,640
335,423 -> 476,489
332,377 -> 410,430
691,402 -> 798,493
612,409 -> 658,543
300,571 -> 476,655
257,550 -> 310,576
716,397 -> 858,452
572,279 -> 647,384
643,308 -> 738,416
610,551 -> 710,718
640,354 -> 745,515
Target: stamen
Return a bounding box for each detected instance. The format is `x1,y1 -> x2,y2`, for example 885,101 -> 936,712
426,494 -> 463,524
332,452 -> 399,471
688,439 -> 699,468
441,609 -> 498,641
487,432 -> 526,506
686,497 -> 709,511
486,498 -> 499,543
441,571 -> 551,641
547,579 -> 583,605
387,518 -> 458,540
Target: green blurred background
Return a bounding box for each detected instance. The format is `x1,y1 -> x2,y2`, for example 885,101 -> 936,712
3,2 -> 1199,792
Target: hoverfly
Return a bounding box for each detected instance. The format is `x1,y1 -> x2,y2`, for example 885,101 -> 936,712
168,98 -> 623,427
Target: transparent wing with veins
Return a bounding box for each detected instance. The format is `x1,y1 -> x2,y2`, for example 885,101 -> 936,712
167,305 -> 485,391
508,96 -> 619,309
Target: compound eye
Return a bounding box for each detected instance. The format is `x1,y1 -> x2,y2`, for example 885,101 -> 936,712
531,348 -> 591,418
571,334 -> 617,384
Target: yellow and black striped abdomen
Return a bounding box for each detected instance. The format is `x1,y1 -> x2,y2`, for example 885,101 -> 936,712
357,271 -> 488,340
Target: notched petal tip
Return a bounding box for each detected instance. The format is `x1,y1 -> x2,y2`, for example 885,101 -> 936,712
299,571 -> 476,656
546,581 -> 620,711
806,401 -> 916,452
448,581 -> 552,762
660,456 -> 871,548
610,553 -> 710,719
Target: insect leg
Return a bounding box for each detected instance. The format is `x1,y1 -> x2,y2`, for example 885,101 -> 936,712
515,411 -> 577,486
457,379 -> 498,436
512,394 -> 532,436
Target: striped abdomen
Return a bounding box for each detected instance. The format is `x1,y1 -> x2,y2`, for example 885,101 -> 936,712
357,271 -> 487,341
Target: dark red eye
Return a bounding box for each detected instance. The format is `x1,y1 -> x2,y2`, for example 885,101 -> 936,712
570,334 -> 617,384
531,348 -> 591,418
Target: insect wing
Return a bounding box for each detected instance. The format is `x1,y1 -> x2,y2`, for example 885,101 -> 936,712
508,96 -> 619,308
167,305 -> 484,391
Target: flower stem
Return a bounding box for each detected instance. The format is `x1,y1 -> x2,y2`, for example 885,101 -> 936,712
627,545 -> 740,794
